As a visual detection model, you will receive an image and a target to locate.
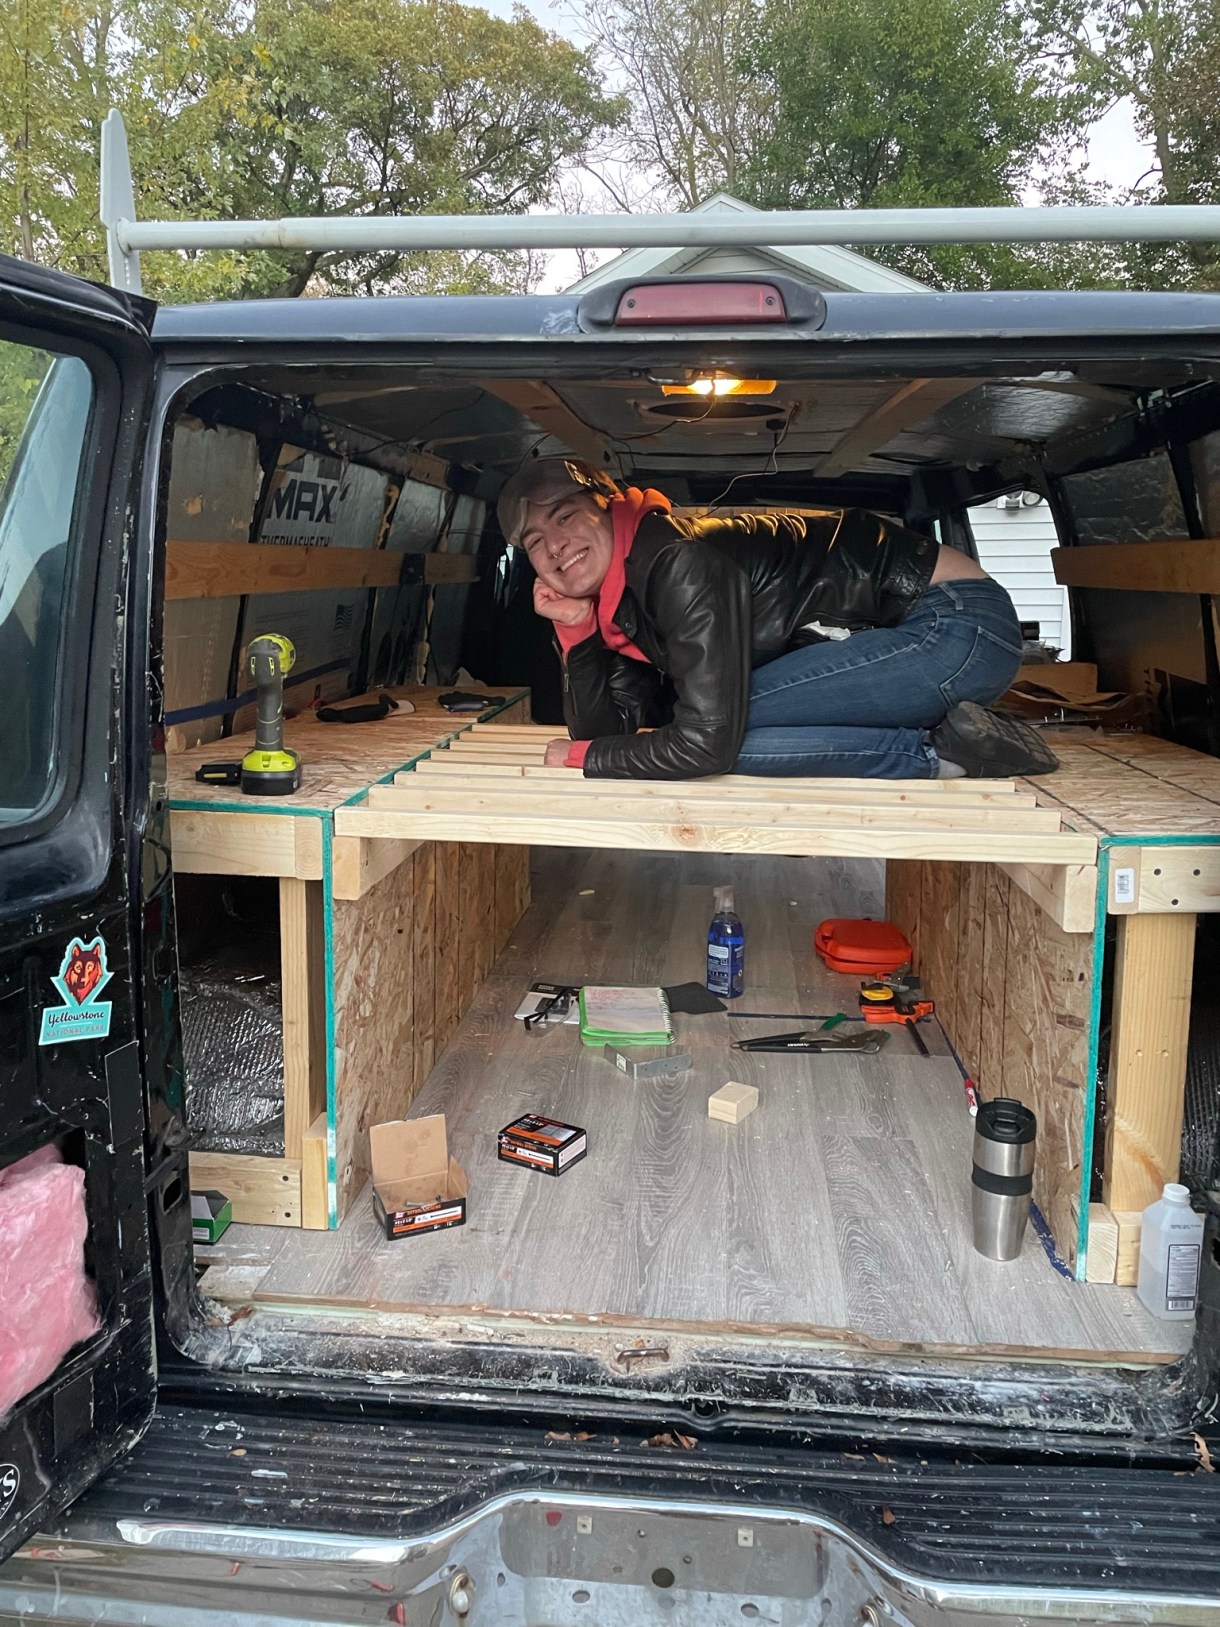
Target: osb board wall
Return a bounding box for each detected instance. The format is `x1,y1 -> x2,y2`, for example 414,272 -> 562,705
332,840 -> 531,1221
886,860 -> 1093,1266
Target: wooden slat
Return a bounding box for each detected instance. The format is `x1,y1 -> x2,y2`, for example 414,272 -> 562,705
1103,912 -> 1197,1215
1052,538 -> 1220,595
189,1151 -> 302,1227
478,378 -> 618,468
817,378 -> 979,478
166,540 -> 478,599
375,782 -> 1063,834
413,758 -> 1039,806
336,799 -> 1096,864
169,684 -> 525,817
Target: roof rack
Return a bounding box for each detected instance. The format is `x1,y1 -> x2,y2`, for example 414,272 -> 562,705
100,109 -> 1220,297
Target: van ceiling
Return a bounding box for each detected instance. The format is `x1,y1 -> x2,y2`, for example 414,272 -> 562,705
227,359 -> 1207,491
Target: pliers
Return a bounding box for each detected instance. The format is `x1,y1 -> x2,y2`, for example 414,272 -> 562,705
731,1028 -> 889,1054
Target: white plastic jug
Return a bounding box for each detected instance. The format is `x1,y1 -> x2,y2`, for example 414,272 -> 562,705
1136,1183 -> 1204,1321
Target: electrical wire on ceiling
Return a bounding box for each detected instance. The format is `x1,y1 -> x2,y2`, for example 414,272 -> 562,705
704,411 -> 796,510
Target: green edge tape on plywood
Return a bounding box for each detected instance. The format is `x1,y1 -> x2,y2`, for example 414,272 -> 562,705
321,817 -> 339,1229
1073,832 -> 1220,1280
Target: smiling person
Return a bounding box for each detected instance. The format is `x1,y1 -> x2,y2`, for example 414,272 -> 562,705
497,456 -> 1058,782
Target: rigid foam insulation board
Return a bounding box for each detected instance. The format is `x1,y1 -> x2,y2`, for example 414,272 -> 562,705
368,478 -> 447,688
163,419 -> 262,749
233,452 -> 390,732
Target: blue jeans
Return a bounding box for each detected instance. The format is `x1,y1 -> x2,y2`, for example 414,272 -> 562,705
733,579 -> 1024,778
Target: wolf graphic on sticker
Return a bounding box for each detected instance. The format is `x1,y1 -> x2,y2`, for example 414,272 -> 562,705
0,1463 -> 18,1524
38,937 -> 114,1045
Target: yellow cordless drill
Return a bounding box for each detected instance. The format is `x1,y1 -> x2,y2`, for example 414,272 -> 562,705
240,633 -> 302,795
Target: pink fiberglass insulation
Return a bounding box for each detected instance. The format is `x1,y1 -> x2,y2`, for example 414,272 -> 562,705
0,1147 -> 101,1418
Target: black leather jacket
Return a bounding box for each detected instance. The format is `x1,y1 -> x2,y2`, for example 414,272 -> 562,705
563,507 -> 938,779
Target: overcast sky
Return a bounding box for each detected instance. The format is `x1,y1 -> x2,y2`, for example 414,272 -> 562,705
477,0 -> 1156,291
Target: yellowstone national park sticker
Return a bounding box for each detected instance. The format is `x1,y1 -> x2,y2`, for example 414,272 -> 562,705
39,937 -> 115,1045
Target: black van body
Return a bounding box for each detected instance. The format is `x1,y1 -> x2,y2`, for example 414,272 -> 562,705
2,250 -> 1220,1622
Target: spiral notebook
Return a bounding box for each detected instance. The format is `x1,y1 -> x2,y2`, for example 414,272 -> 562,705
578,985 -> 673,1048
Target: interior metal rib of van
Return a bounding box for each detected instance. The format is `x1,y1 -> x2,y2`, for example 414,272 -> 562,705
158,352 -> 1220,1423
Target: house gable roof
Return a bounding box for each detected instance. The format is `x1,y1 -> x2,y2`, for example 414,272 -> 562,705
567,192 -> 931,294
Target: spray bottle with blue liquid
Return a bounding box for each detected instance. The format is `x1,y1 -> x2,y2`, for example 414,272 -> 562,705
706,886 -> 745,999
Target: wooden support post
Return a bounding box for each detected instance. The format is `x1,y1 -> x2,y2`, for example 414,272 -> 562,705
300,1113 -> 330,1230
279,878 -> 327,1160
1103,912 -> 1197,1218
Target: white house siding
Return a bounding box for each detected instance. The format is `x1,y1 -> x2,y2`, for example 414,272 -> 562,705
969,498 -> 1071,657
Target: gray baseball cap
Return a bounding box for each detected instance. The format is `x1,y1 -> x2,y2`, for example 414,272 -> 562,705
496,456 -> 619,548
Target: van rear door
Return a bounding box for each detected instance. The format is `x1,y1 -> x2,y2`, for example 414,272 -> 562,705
0,255 -> 157,1562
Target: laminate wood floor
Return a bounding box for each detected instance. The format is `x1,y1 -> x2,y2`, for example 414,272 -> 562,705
202,850 -> 1192,1364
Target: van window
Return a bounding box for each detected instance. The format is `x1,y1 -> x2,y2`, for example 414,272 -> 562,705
0,342 -> 94,825
967,490 -> 1071,657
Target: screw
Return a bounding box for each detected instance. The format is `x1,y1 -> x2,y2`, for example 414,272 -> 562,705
860,1607 -> 883,1627
737,1527 -> 754,1547
449,1571 -> 475,1618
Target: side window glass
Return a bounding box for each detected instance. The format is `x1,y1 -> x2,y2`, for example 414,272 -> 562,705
0,341 -> 95,826
967,491 -> 1072,658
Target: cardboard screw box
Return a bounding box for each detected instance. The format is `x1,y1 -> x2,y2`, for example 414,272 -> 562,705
191,1189 -> 233,1245
497,1113 -> 587,1176
370,1114 -> 468,1240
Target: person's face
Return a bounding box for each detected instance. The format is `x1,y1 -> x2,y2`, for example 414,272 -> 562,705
521,492 -> 614,598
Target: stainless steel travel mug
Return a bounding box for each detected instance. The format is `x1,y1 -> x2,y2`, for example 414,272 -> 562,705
971,1098 -> 1036,1261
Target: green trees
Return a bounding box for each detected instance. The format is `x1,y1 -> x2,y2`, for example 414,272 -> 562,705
742,0 -> 1086,285
2,0 -> 1219,296
0,0 -> 621,299
573,0 -> 1220,290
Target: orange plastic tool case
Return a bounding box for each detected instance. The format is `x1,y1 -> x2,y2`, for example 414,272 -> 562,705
814,918 -> 911,976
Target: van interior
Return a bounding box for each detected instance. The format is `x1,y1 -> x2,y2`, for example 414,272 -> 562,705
152,321 -> 1220,1421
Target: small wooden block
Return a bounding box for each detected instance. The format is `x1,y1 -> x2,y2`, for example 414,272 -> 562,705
708,1081 -> 758,1125
1085,1202 -> 1119,1284
1113,1209 -> 1144,1286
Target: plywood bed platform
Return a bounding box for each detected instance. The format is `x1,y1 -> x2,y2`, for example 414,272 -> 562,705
199,851 -> 1192,1367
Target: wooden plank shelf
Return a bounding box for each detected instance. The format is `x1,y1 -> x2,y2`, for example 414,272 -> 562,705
1052,537 -> 1220,595
165,539 -> 477,600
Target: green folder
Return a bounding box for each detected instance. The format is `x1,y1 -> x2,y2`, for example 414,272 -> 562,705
579,985 -> 674,1047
